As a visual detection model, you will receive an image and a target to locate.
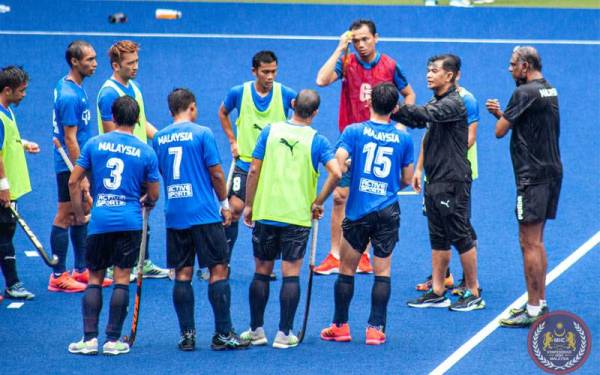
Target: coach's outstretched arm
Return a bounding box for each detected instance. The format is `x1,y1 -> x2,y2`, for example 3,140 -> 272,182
311,159 -> 341,219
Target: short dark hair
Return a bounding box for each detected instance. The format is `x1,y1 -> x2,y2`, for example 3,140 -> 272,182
112,96 -> 139,127
168,88 -> 196,116
66,40 -> 93,67
252,50 -> 277,69
371,83 -> 399,115
294,89 -> 320,119
0,66 -> 29,92
428,54 -> 461,82
349,19 -> 376,35
513,46 -> 542,71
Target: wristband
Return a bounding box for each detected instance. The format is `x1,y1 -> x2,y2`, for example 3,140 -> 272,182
220,199 -> 230,210
0,178 -> 9,190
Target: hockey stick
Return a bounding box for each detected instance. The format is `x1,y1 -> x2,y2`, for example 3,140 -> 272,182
9,205 -> 58,267
225,158 -> 236,193
298,218 -> 318,344
52,138 -> 94,211
124,207 -> 149,347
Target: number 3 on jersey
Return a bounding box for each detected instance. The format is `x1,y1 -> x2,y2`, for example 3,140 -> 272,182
362,142 -> 393,178
104,157 -> 124,190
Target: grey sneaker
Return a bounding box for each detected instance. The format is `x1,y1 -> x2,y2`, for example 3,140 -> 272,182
272,330 -> 299,349
103,340 -> 130,355
142,260 -> 169,279
240,327 -> 268,346
68,337 -> 98,355
5,282 -> 35,300
449,289 -> 485,312
407,289 -> 450,308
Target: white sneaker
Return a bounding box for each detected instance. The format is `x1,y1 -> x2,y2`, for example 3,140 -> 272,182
240,327 -> 268,346
68,337 -> 98,355
424,0 -> 437,6
102,340 -> 130,355
272,330 -> 299,349
473,0 -> 494,4
450,0 -> 473,7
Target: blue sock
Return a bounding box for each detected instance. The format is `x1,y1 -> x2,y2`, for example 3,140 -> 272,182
368,276 -> 391,328
51,225 -> 68,275
106,284 -> 129,341
83,285 -> 102,341
70,224 -> 87,272
208,279 -> 232,335
173,280 -> 195,333
333,274 -> 355,325
279,276 -> 300,334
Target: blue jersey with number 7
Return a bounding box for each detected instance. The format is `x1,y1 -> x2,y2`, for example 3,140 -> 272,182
153,121 -> 222,229
77,131 -> 160,235
338,120 -> 414,221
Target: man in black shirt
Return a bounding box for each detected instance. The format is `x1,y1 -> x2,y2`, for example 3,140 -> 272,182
393,54 -> 484,312
486,46 -> 562,327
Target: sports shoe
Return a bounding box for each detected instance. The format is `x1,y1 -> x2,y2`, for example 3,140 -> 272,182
106,266 -> 137,282
424,0 -> 438,5
356,253 -> 373,274
68,337 -> 98,355
168,268 -> 176,281
473,0 -> 494,4
407,289 -> 450,308
72,270 -> 113,288
178,330 -> 196,351
142,259 -> 169,279
211,331 -> 251,351
365,326 -> 386,345
272,330 -> 299,349
320,323 -> 352,342
449,289 -> 485,312
314,253 -> 340,275
450,0 -> 473,7
240,327 -> 268,346
5,282 -> 35,300
499,306 -> 549,328
48,272 -> 86,293
196,268 -> 210,281
103,340 -> 130,355
416,273 -> 454,291
451,277 -> 466,296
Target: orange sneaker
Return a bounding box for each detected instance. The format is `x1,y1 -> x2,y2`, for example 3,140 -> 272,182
314,253 -> 340,275
356,253 -> 373,274
320,323 -> 352,342
415,273 -> 454,291
48,272 -> 87,293
72,270 -> 113,288
365,326 -> 386,345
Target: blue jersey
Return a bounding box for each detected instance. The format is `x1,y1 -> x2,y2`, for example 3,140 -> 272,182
153,121 -> 223,229
223,82 -> 297,172
77,131 -> 160,235
458,86 -> 480,126
339,120 -> 414,221
52,77 -> 93,173
98,79 -> 138,122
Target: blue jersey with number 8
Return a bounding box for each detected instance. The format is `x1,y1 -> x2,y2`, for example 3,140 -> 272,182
77,131 -> 160,235
338,120 -> 414,221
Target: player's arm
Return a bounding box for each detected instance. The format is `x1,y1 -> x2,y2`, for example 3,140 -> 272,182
335,147 -> 350,174
468,121 -> 478,148
400,84 -> 416,105
68,165 -> 88,224
316,31 -> 352,87
485,99 -> 512,138
208,164 -> 231,226
142,181 -> 160,207
312,159 -> 342,219
243,158 -> 262,227
145,121 -> 157,140
0,153 -> 11,208
401,163 -> 414,190
63,126 -> 80,165
218,103 -> 238,158
412,136 -> 426,193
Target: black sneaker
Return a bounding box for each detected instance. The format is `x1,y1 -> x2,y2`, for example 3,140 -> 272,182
449,289 -> 485,312
499,306 -> 549,328
178,330 -> 196,351
407,289 -> 450,308
211,331 -> 251,351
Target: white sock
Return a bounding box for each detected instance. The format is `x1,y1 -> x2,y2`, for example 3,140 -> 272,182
539,299 -> 547,307
527,303 -> 541,316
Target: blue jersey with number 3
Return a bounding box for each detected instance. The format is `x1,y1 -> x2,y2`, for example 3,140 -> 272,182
339,120 -> 414,221
153,121 -> 222,229
77,131 -> 160,235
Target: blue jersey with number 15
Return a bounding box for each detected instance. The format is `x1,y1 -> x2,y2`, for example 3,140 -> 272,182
339,120 -> 414,221
77,131 -> 160,235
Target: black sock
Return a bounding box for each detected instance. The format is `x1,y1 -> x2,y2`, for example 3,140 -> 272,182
279,276 -> 300,334
51,225 -> 69,275
249,273 -> 270,330
333,274 -> 355,325
0,243 -> 19,288
106,284 -> 129,341
224,221 -> 239,262
69,224 -> 87,272
83,285 -> 102,341
208,279 -> 232,335
368,276 -> 391,328
173,280 -> 195,333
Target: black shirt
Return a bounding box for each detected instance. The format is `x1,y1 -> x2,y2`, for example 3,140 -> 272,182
392,86 -> 471,183
503,78 -> 562,184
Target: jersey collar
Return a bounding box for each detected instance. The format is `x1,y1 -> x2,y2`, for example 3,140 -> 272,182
355,52 -> 381,69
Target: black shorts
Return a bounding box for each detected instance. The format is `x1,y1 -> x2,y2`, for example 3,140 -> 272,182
516,179 -> 561,224
252,222 -> 310,262
86,230 -> 142,271
56,171 -> 71,203
167,222 -> 228,270
228,166 -> 247,201
424,182 -> 476,252
342,202 -> 400,258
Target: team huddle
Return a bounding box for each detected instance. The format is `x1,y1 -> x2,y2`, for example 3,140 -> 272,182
0,19 -> 562,354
